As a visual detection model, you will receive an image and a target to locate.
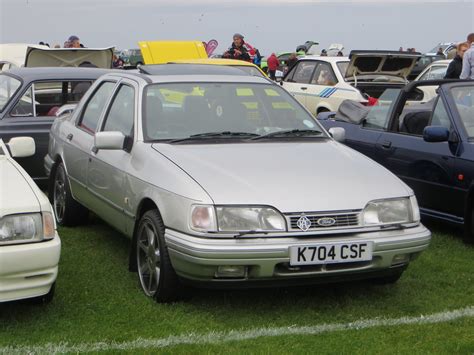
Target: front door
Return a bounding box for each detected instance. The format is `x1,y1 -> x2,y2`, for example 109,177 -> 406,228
282,61 -> 317,109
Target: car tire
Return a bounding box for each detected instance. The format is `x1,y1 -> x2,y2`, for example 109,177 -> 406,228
136,210 -> 183,303
371,271 -> 404,285
31,282 -> 55,304
51,162 -> 88,226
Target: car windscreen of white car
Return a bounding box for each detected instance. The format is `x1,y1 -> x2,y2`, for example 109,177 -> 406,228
452,85 -> 474,138
0,74 -> 21,112
143,83 -> 325,142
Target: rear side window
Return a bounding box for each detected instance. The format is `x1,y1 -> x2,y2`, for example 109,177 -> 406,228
311,62 -> 338,86
102,84 -> 135,137
290,62 -> 317,84
79,82 -> 115,133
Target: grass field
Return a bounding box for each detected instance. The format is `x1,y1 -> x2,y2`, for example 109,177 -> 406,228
1,219 -> 473,354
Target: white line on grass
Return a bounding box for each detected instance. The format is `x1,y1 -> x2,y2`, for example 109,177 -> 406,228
2,306 -> 473,354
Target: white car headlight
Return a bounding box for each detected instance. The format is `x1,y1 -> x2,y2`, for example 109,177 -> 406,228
362,197 -> 419,226
0,212 -> 55,245
190,205 -> 286,233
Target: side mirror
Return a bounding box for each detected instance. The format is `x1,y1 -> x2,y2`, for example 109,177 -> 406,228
328,127 -> 345,142
94,131 -> 126,151
423,126 -> 449,143
7,137 -> 35,158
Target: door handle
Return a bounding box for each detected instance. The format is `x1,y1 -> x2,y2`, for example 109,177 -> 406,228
66,133 -> 73,141
300,87 -> 308,91
381,141 -> 392,149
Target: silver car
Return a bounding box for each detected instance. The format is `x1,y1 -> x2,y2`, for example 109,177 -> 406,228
45,70 -> 431,302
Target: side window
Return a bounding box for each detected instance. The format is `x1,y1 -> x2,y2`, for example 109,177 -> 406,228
363,89 -> 400,130
419,66 -> 446,81
292,62 -> 317,84
10,86 -> 34,117
79,82 -> 116,133
430,97 -> 451,130
102,85 -> 135,137
11,81 -> 93,117
311,62 -> 338,86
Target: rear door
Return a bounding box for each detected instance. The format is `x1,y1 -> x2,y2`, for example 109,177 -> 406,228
62,80 -> 117,206
281,61 -> 317,108
305,61 -> 342,114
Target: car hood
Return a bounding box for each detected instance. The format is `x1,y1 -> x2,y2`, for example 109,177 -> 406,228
25,47 -> 114,68
0,157 -> 40,217
152,141 -> 410,213
345,51 -> 421,80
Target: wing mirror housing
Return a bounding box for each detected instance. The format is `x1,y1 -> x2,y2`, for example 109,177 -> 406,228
94,131 -> 126,150
328,127 -> 345,142
7,137 -> 36,158
423,126 -> 449,143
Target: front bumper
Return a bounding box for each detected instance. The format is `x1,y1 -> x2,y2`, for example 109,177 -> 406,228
165,225 -> 431,285
0,233 -> 61,302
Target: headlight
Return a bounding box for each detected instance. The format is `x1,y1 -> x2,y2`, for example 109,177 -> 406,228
362,197 -> 419,226
0,212 -> 55,245
190,205 -> 286,233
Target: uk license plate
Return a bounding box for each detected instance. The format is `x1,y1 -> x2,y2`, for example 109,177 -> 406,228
289,242 -> 373,266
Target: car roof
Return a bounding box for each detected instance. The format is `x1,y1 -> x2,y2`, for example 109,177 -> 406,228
2,67 -> 113,81
138,63 -> 255,76
427,59 -> 452,65
105,70 -> 271,84
169,58 -> 257,67
298,55 -> 350,62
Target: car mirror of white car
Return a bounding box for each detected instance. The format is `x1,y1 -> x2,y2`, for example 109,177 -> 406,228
7,137 -> 36,158
328,127 -> 345,143
94,131 -> 126,151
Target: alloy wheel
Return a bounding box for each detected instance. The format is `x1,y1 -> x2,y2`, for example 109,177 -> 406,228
137,220 -> 161,297
53,168 -> 67,223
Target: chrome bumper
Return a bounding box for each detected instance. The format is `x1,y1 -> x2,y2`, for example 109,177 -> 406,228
165,225 -> 431,283
0,234 -> 61,302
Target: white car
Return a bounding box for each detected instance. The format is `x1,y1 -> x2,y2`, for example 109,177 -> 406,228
281,51 -> 420,115
0,137 -> 60,303
415,59 -> 452,102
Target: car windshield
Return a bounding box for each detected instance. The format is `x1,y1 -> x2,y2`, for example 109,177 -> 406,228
143,82 -> 324,141
452,85 -> 474,138
428,44 -> 449,53
235,66 -> 266,78
337,61 -> 349,77
0,75 -> 21,112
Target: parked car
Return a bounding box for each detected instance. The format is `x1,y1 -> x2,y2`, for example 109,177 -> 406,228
318,79 -> 474,243
425,43 -> 456,59
414,60 -> 452,101
0,137 -> 60,303
281,51 -> 421,116
46,68 -> 430,302
138,41 -> 208,65
408,55 -> 446,81
0,67 -> 111,185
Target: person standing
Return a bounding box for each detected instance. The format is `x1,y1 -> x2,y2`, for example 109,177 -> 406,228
460,33 -> 474,79
222,33 -> 251,62
267,53 -> 280,80
445,42 -> 469,79
286,53 -> 298,72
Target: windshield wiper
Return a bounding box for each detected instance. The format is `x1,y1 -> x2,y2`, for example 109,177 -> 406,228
250,129 -> 324,140
168,131 -> 260,143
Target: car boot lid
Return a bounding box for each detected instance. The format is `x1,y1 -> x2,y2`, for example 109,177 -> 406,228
24,46 -> 115,68
345,50 -> 421,81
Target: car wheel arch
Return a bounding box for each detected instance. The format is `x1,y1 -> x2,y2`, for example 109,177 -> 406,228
48,155 -> 64,199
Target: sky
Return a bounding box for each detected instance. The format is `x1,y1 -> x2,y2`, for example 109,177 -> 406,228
0,0 -> 473,55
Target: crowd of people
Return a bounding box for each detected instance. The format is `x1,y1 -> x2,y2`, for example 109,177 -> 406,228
36,32 -> 474,81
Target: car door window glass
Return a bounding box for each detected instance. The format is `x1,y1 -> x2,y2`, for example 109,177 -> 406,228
292,62 -> 317,84
311,62 -> 337,86
430,97 -> 452,130
451,86 -> 474,137
102,85 -> 135,137
363,89 -> 400,130
418,66 -> 447,81
79,82 -> 115,134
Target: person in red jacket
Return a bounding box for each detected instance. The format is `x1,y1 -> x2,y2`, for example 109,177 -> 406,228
267,53 -> 280,80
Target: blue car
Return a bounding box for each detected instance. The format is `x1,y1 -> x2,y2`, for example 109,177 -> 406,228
319,79 -> 474,243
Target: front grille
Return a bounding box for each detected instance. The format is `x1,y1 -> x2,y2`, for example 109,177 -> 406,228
287,212 -> 361,231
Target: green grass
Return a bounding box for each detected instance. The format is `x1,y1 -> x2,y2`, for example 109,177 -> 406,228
1,219 -> 473,354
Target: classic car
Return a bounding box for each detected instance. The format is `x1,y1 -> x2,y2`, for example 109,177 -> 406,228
408,55 -> 446,81
318,79 -> 474,243
281,51 -> 421,116
45,69 -> 430,302
0,137 -> 60,303
0,67 -> 111,185
414,60 -> 452,101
